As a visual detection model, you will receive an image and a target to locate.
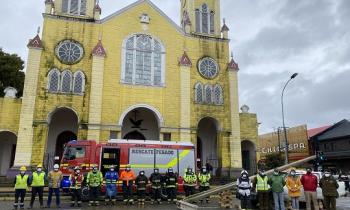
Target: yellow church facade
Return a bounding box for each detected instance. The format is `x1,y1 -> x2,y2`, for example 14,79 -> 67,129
0,0 -> 258,177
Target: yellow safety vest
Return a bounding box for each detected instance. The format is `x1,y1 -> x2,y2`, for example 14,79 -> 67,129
184,173 -> 197,185
198,173 -> 211,187
31,172 -> 45,187
15,174 -> 29,189
257,175 -> 270,191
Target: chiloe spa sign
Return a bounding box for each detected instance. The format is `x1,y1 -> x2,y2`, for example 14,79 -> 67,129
258,125 -> 310,160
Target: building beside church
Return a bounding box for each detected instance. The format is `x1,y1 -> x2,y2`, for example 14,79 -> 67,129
0,0 -> 258,177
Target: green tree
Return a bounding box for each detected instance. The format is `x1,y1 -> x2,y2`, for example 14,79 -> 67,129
265,153 -> 284,170
0,48 -> 25,97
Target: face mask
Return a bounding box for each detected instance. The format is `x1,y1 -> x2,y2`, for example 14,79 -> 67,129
274,172 -> 279,175
203,169 -> 207,173
126,168 -> 130,171
76,170 -> 80,174
37,168 -> 42,172
20,171 -> 25,175
169,170 -> 173,173
155,170 -> 159,173
260,172 -> 265,176
291,172 -> 296,176
242,174 -> 247,178
110,168 -> 114,171
325,173 -> 331,177
54,168 -> 59,172
140,172 -> 144,176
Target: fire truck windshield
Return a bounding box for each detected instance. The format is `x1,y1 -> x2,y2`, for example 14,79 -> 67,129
63,146 -> 86,161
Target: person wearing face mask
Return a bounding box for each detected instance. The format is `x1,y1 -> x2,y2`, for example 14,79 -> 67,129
120,164 -> 136,204
268,168 -> 286,210
150,168 -> 163,204
13,166 -> 30,210
46,164 -> 63,208
252,169 -> 270,210
300,168 -> 319,210
69,166 -> 84,207
104,165 -> 119,206
319,170 -> 339,210
183,167 -> 197,197
237,170 -> 251,210
28,164 -> 46,209
198,166 -> 211,203
135,170 -> 148,205
86,164 -> 103,206
286,169 -> 302,210
165,168 -> 178,203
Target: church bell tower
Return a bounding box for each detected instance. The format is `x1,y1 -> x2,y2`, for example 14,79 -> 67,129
47,0 -> 98,20
180,0 -> 221,37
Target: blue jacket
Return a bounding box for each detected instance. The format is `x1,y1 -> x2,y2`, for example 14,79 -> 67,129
105,171 -> 119,184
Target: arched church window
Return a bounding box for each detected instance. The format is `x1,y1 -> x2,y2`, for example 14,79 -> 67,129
122,34 -> 165,86
73,71 -> 85,94
47,69 -> 60,93
210,11 -> 215,34
213,85 -> 223,105
201,4 -> 209,34
61,70 -> 73,93
195,83 -> 203,103
62,0 -> 87,15
195,4 -> 214,34
195,9 -> 201,33
205,84 -> 212,104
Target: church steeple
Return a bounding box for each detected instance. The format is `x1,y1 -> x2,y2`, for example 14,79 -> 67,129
53,0 -> 98,20
180,0 -> 221,37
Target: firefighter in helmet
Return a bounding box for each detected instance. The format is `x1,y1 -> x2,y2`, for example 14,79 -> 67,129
120,164 -> 136,204
165,167 -> 178,203
104,165 -> 119,205
183,167 -> 197,197
13,166 -> 29,209
86,164 -> 103,206
69,166 -> 83,207
198,166 -> 211,203
150,167 -> 163,204
135,170 -> 148,205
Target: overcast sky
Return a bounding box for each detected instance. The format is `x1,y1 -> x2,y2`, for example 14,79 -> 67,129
0,0 -> 349,134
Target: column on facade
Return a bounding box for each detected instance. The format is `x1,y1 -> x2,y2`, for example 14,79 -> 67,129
227,55 -> 243,173
14,35 -> 43,167
178,51 -> 192,142
87,40 -> 106,142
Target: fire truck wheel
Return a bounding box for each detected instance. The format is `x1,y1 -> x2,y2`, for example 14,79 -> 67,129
81,186 -> 90,201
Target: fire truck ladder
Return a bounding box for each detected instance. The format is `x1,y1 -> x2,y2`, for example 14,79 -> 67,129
177,155 -> 316,210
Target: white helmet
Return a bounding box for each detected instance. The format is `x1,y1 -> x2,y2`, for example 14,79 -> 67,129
53,164 -> 60,169
241,170 -> 248,175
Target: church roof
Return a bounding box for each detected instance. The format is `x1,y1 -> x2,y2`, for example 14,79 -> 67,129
27,35 -> 43,49
92,40 -> 106,57
179,51 -> 192,67
228,57 -> 239,71
100,0 -> 184,34
221,23 -> 230,32
94,3 -> 102,12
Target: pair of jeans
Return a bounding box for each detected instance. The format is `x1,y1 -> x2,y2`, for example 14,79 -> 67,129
14,189 -> 26,209
304,191 -> 319,210
30,187 -> 44,207
272,192 -> 285,210
47,188 -> 60,207
290,197 -> 299,210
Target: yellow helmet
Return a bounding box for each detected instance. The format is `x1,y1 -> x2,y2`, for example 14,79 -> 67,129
37,164 -> 43,168
20,166 -> 26,171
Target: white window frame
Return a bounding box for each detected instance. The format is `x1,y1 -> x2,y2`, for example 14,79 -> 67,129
62,0 -> 87,16
47,69 -> 61,93
195,4 -> 214,34
73,70 -> 85,95
121,33 -> 166,87
194,82 -> 203,103
61,70 -> 73,93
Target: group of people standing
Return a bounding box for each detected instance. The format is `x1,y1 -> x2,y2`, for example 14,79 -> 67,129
236,167 -> 340,210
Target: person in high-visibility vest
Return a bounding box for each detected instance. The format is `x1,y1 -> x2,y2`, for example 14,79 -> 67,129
183,167 -> 197,197
150,168 -> 163,204
120,164 -> 136,204
13,166 -> 29,210
165,168 -> 178,203
69,166 -> 84,207
46,164 -> 63,208
198,166 -> 211,203
28,164 -> 46,209
104,165 -> 119,206
86,164 -> 103,206
135,170 -> 148,205
252,169 -> 270,210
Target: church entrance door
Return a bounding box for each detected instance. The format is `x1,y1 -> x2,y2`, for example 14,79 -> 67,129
0,131 -> 17,176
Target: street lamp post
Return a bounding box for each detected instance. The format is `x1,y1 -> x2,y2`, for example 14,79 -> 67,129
281,73 -> 298,165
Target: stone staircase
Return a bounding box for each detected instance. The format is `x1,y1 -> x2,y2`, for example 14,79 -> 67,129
0,176 -> 13,187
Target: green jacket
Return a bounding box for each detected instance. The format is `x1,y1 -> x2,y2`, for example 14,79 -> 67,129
320,176 -> 339,197
268,174 -> 285,193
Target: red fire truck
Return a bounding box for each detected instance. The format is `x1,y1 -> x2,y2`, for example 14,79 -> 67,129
60,139 -> 196,199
